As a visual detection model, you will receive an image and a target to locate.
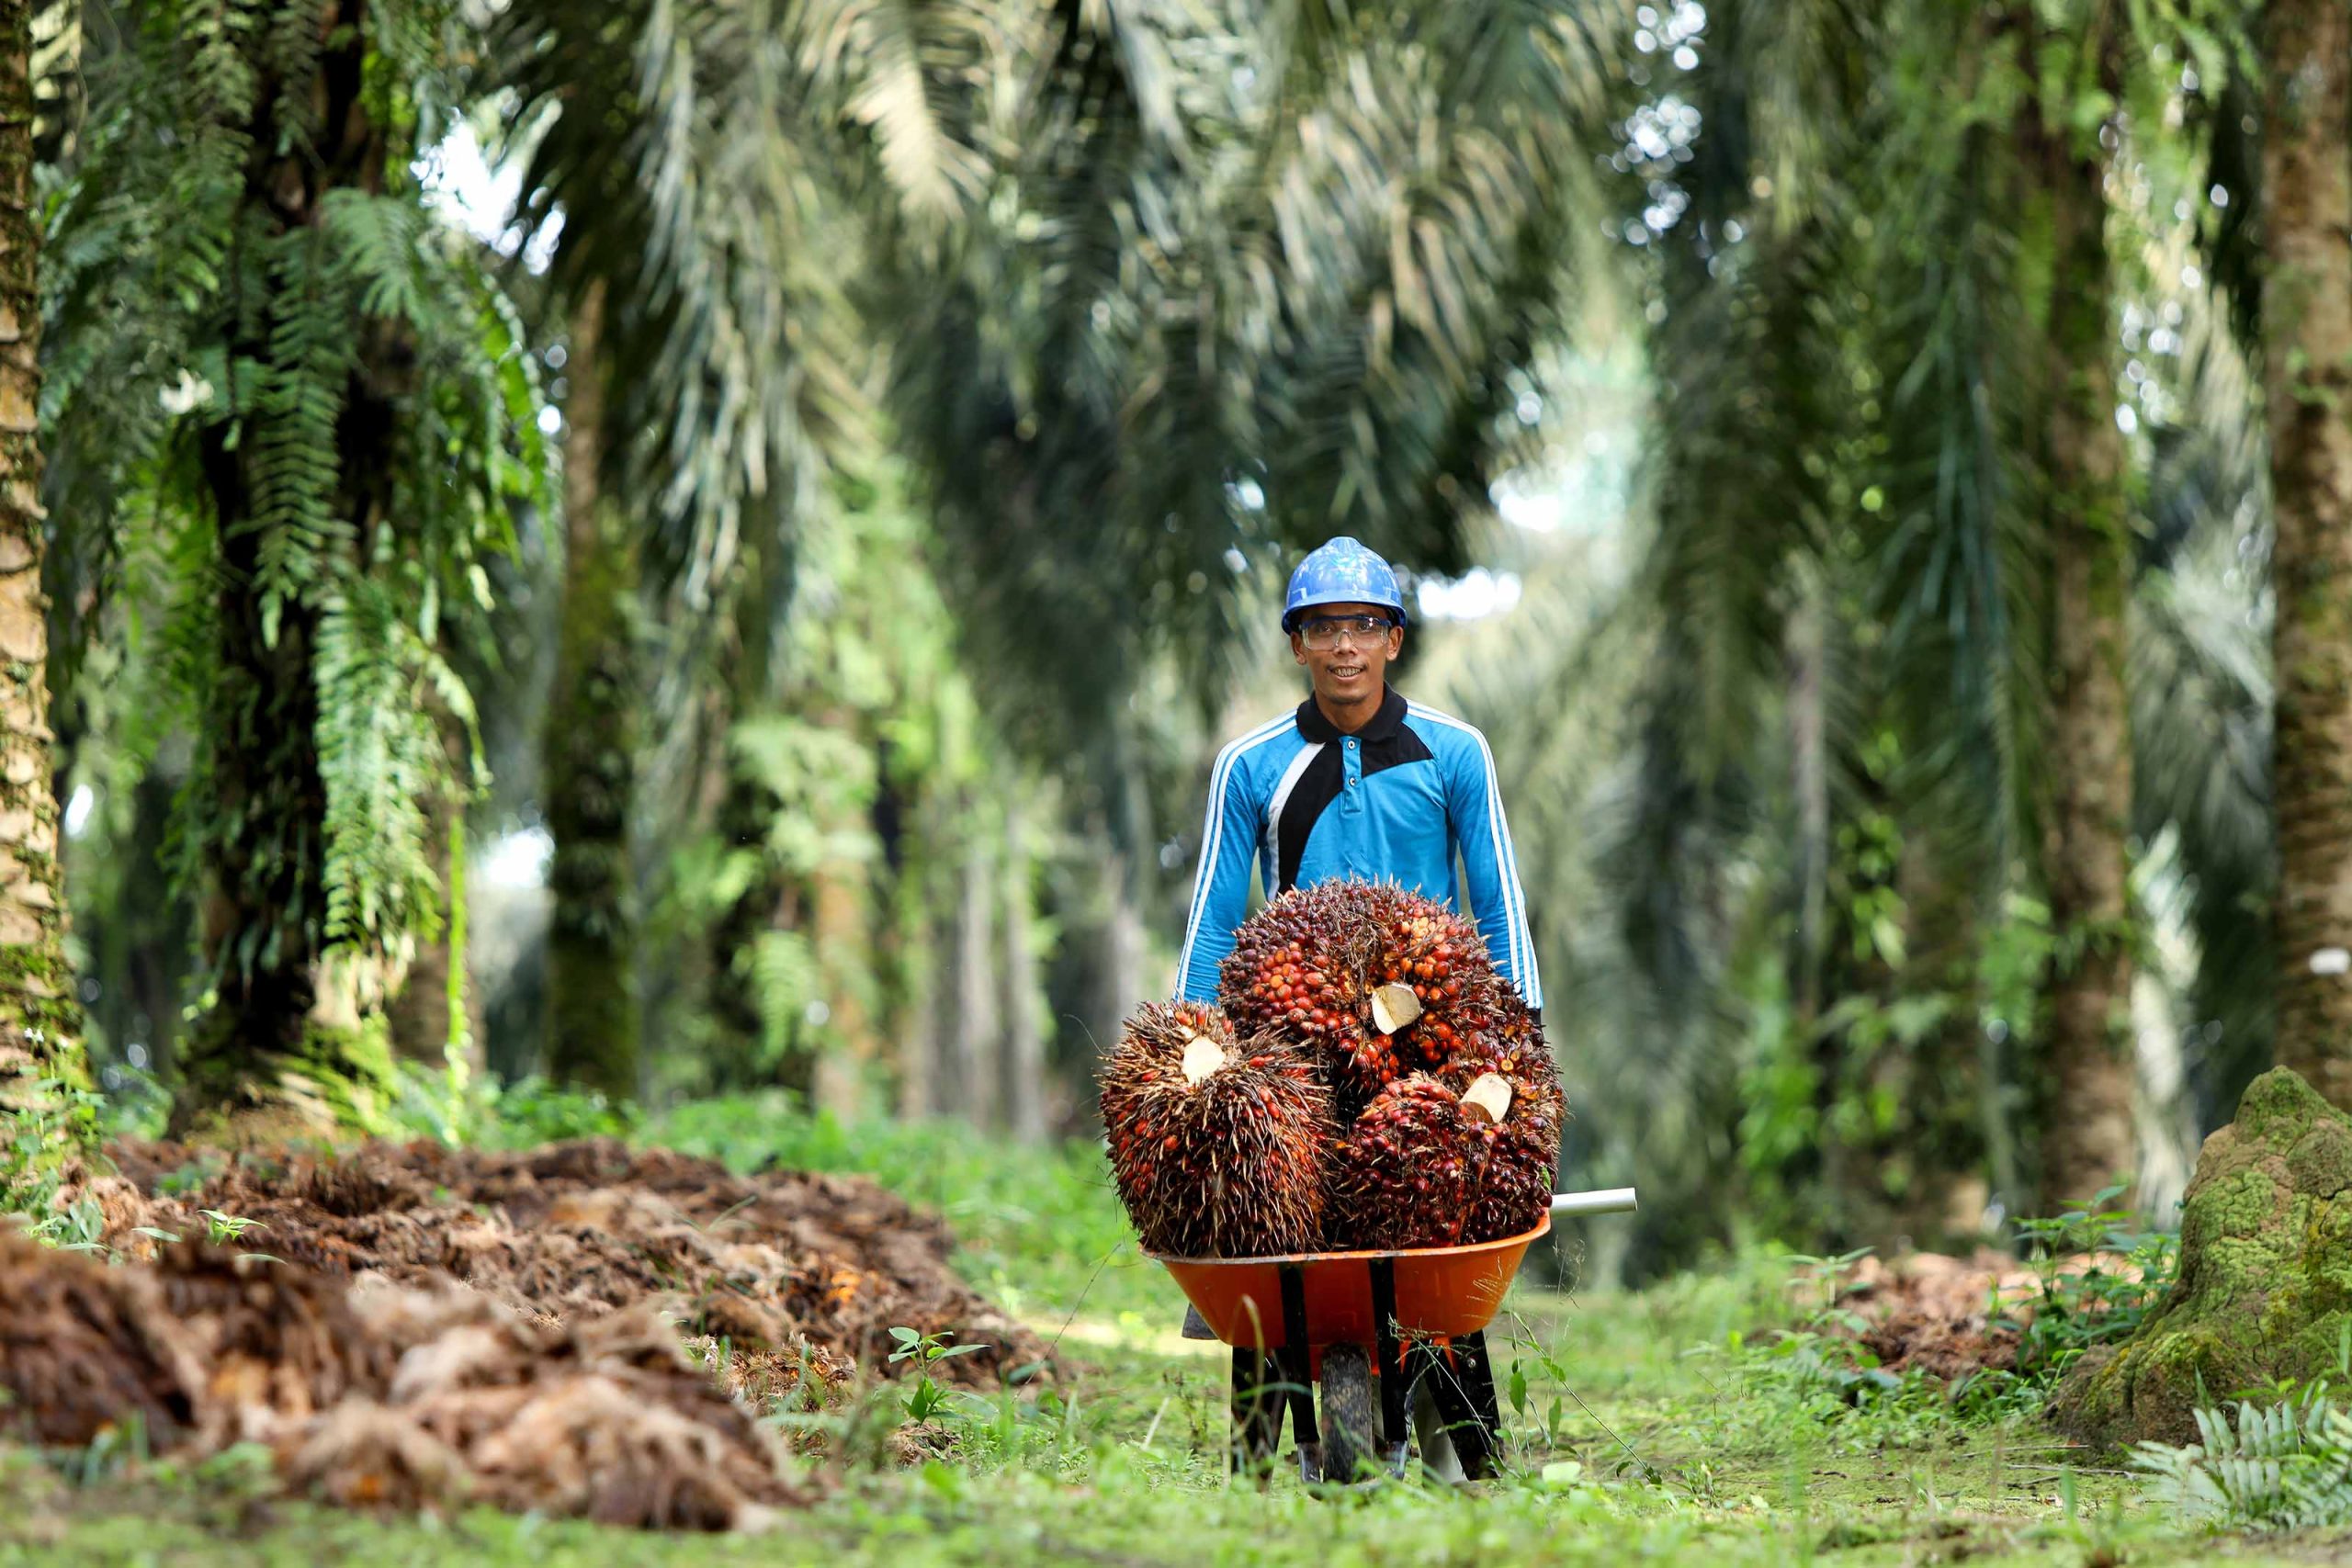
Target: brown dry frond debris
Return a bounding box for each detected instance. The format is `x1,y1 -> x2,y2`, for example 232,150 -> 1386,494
1835,1250 -> 2032,1380
1827,1249 -> 2143,1382
3,1136 -> 1050,1529
0,1230 -> 808,1529
94,1137 -> 1044,1384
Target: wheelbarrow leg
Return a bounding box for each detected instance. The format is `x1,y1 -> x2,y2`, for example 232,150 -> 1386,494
1368,1258 -> 1410,1475
1458,1329 -> 1504,1443
1408,1330 -> 1501,1482
1230,1348 -> 1283,1477
1277,1263 -> 1321,1481
1316,1342 -> 1377,1483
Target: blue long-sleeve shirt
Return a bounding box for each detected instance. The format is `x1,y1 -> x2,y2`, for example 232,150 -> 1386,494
1175,687 -> 1543,1009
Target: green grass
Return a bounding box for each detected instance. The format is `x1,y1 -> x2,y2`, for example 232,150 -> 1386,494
2,1098 -> 2336,1563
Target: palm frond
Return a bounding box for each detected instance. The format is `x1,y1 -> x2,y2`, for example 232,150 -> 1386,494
2129,280 -> 2273,1122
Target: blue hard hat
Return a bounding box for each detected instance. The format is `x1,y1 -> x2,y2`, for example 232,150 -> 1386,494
1283,536 -> 1408,632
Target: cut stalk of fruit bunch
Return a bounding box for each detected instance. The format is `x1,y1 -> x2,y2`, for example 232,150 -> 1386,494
1349,882 -> 1493,1078
1451,1059 -> 1565,1245
1436,988 -> 1566,1242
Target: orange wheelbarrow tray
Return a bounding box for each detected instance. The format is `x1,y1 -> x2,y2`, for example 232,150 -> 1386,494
1145,1187 -> 1637,1484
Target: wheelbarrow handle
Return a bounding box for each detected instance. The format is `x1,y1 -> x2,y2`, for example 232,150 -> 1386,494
1548,1187 -> 1637,1216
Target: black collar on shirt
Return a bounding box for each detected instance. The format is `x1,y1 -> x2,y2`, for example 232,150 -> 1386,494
1295,685 -> 1408,744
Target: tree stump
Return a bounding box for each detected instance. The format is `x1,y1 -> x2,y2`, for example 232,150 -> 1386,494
2056,1067 -> 2352,1450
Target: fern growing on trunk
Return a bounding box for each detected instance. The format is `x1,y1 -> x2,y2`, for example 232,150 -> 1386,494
43,0 -> 548,1133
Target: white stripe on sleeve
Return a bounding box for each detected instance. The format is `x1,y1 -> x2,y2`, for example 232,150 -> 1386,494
1175,714 -> 1295,982
1409,703 -> 1539,1005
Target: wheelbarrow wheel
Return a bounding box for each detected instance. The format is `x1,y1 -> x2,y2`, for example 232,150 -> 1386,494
1317,1342 -> 1377,1484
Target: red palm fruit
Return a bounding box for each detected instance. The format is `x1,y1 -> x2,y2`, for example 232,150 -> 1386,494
1437,985 -> 1552,1081
1326,1064 -> 1566,1250
1099,1001 -> 1335,1258
1431,989 -> 1566,1242
1324,1076 -> 1479,1250
1218,882 -> 1367,1045
1221,879 -> 1510,1115
1345,883 -> 1498,1078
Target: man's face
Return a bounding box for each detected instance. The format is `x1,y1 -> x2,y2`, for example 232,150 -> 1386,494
1290,601 -> 1404,707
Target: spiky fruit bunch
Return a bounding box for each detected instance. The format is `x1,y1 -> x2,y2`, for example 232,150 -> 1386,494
1324,1076 -> 1478,1250
1218,882 -> 1370,1064
1433,989 -> 1566,1240
1348,883 -> 1498,1081
1437,986 -> 1553,1082
1446,1061 -> 1566,1245
1220,879 -> 1502,1111
1325,1059 -> 1567,1251
1100,1002 -> 1335,1259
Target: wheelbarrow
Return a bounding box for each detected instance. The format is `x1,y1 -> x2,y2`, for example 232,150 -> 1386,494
1151,1187 -> 1638,1483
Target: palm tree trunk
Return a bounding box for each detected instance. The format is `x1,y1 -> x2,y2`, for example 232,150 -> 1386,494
898,898 -> 942,1119
171,0 -> 403,1136
1002,798 -> 1046,1143
1083,733 -> 1149,1081
2265,0 -> 2352,1110
543,283 -> 640,1100
808,784 -> 878,1120
702,753 -> 775,1092
1786,582 -> 1830,1022
385,806 -> 483,1081
386,715 -> 481,1078
0,0 -> 82,1144
1093,836 -> 1144,1065
952,825 -> 1000,1129
2023,69 -> 2137,1206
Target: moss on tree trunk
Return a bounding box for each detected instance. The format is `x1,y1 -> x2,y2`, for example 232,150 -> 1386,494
0,0 -> 86,1164
171,1013 -> 398,1143
387,804 -> 481,1077
2265,0 -> 2352,1111
2057,1067 -> 2352,1450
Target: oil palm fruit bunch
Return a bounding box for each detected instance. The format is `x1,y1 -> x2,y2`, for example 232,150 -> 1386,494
1349,883 -> 1498,1080
1447,1059 -> 1566,1245
1218,881 -> 1374,1077
1424,987 -> 1566,1241
1434,990 -> 1567,1242
1100,1001 -> 1334,1258
1220,879 -> 1503,1111
1326,1065 -> 1566,1250
1438,986 -> 1553,1082
1324,1075 -> 1477,1249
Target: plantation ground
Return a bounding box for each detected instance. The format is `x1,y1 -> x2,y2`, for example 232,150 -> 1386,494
0,1097 -> 2334,1564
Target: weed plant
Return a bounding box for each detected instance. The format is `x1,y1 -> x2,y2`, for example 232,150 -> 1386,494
2009,1183 -> 2179,1382
0,1079 -> 106,1249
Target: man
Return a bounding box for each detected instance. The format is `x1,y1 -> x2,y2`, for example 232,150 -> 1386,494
1176,536 -> 1542,1012
1172,536 -> 1541,1480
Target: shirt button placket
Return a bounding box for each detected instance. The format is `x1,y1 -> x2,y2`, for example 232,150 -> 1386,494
1343,737 -> 1362,812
